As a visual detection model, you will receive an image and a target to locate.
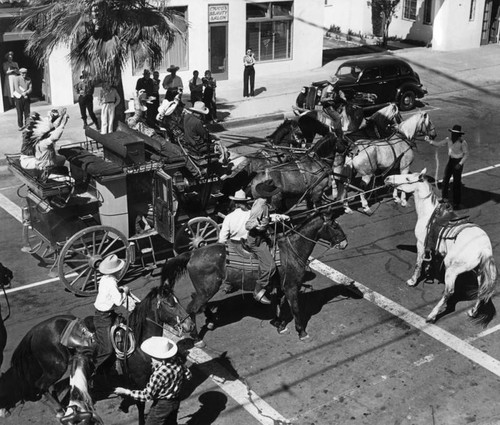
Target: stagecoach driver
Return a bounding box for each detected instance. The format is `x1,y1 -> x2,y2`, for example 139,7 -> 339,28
93,254 -> 132,373
245,180 -> 289,305
218,189 -> 252,244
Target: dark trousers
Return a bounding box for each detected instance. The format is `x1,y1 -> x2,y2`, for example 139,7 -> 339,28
78,94 -> 99,126
441,157 -> 463,205
93,309 -> 116,371
243,66 -> 255,97
0,313 -> 6,370
146,399 -> 180,425
15,96 -> 30,128
203,92 -> 217,121
246,234 -> 275,290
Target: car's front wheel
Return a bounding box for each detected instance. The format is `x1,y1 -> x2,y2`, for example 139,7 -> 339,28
399,90 -> 416,111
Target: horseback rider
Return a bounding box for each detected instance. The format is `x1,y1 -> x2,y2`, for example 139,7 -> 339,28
93,254 -> 132,373
218,190 -> 252,244
245,180 -> 289,304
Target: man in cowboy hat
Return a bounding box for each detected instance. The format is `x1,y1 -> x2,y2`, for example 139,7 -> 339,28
93,254 -> 130,372
115,336 -> 192,425
219,189 -> 252,244
245,180 -> 289,304
162,65 -> 184,101
428,124 -> 469,209
182,101 -> 215,178
13,67 -> 32,130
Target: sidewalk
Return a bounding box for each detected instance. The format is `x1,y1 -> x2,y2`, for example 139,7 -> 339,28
1,42 -> 500,171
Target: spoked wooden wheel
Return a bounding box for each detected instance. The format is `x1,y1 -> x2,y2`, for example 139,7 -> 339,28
58,225 -> 131,296
173,217 -> 220,255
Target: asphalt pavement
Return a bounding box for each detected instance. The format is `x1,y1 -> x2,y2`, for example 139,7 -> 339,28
0,42 -> 499,173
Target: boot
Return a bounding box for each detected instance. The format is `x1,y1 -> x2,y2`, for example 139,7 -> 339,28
82,119 -> 88,128
253,288 -> 271,305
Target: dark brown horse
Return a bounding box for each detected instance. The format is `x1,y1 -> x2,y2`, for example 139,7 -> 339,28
161,212 -> 348,341
0,285 -> 195,425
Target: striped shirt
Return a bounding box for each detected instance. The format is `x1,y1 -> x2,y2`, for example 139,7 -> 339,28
128,357 -> 192,402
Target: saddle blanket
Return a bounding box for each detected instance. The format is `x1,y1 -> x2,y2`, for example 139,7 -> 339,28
438,222 -> 476,241
226,241 -> 281,272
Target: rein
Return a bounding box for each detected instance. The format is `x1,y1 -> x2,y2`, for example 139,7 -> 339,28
1,285 -> 10,322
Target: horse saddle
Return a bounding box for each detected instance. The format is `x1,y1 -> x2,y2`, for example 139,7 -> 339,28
60,318 -> 94,350
426,203 -> 471,252
225,240 -> 281,272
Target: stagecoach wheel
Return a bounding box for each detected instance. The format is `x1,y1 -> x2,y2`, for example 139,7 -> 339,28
173,217 -> 220,255
399,90 -> 416,111
58,225 -> 131,297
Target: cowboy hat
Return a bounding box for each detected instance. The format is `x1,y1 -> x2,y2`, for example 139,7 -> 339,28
255,179 -> 282,197
19,68 -> 28,73
448,124 -> 465,135
167,65 -> 180,72
140,336 -> 178,359
98,254 -> 126,275
229,189 -> 251,202
189,101 -> 209,115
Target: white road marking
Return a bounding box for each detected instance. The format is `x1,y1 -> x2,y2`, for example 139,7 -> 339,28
166,332 -> 291,425
0,193 -> 22,222
309,259 -> 500,378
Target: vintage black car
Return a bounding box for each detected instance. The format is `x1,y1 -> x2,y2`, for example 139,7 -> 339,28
334,56 -> 427,111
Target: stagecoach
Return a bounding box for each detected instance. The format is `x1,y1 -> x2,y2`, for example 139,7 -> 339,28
6,124 -> 226,296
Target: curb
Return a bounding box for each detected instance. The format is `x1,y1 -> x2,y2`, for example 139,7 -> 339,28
215,111 -> 289,131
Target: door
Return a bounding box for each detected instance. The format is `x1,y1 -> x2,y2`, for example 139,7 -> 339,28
209,23 -> 228,80
153,170 -> 176,243
481,0 -> 493,45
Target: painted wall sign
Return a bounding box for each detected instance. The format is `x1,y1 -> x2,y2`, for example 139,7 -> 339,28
209,4 -> 228,23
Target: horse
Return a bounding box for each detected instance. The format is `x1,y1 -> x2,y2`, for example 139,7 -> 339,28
345,103 -> 402,141
161,212 -> 348,341
266,119 -> 304,148
385,169 -> 497,323
0,285 -> 195,425
335,111 -> 437,215
249,154 -> 336,212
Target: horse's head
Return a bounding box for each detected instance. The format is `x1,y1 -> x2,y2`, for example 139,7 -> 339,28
267,119 -> 303,147
399,112 -> 436,141
384,168 -> 427,193
156,286 -> 195,336
318,214 -> 348,250
419,112 -> 437,140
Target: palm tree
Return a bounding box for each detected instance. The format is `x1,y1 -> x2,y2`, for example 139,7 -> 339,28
16,0 -> 186,119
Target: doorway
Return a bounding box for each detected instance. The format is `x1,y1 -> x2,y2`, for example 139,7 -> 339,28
209,23 -> 228,81
481,0 -> 500,45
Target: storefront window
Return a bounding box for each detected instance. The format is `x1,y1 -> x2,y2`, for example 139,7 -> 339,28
246,1 -> 293,62
133,6 -> 188,76
403,0 -> 417,20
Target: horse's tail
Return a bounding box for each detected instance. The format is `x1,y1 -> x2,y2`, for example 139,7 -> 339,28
161,251 -> 193,289
478,255 -> 498,304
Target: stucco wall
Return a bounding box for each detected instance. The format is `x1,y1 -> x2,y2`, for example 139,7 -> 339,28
432,0 -> 485,50
324,0 -> 372,36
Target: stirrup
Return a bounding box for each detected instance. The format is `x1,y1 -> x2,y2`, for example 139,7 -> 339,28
253,289 -> 271,305
422,253 -> 432,262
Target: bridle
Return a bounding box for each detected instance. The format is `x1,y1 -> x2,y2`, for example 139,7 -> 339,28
152,291 -> 191,337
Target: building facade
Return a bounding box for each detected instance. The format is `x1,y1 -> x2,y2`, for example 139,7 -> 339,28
324,0 -> 500,51
0,0 -> 324,113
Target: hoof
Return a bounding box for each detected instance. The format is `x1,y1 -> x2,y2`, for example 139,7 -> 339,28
344,207 -> 354,215
194,340 -> 206,349
425,316 -> 436,323
467,308 -> 478,318
56,410 -> 65,419
0,409 -> 10,418
299,333 -> 310,341
394,198 -> 401,204
406,279 -> 418,287
400,200 -> 408,207
359,207 -> 373,216
206,322 -> 215,330
278,326 -> 289,335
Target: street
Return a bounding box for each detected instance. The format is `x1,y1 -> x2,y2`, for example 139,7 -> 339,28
1,80 -> 500,425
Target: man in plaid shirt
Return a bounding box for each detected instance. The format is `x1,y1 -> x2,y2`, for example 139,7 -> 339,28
115,336 -> 191,425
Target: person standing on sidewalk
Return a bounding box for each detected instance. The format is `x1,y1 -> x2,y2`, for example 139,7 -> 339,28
188,70 -> 203,106
243,48 -> 255,98
427,124 -> 469,209
99,81 -> 120,134
202,70 -> 218,123
74,70 -> 99,129
2,51 -> 19,108
162,65 -> 183,101
13,68 -> 32,130
114,336 -> 192,425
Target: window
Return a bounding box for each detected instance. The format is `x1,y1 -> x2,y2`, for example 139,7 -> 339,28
381,65 -> 398,78
132,7 -> 188,76
469,0 -> 476,21
423,0 -> 433,24
403,0 -> 417,20
246,2 -> 293,62
360,67 -> 380,82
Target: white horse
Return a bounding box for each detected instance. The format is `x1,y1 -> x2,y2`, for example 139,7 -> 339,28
385,169 -> 497,323
336,111 -> 436,214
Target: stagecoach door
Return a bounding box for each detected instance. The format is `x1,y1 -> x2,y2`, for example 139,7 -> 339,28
153,170 -> 176,243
